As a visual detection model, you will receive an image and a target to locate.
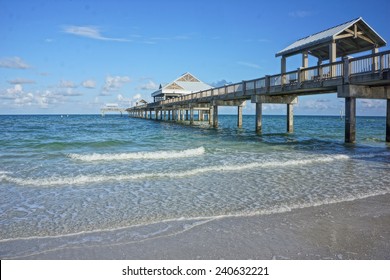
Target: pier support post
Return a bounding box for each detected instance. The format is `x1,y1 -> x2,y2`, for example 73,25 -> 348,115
256,102 -> 262,133
186,110 -> 189,121
209,107 -> 214,125
237,106 -> 243,128
213,105 -> 218,128
345,97 -> 356,143
168,110 -> 171,121
287,104 -> 294,133
198,110 -> 202,121
190,107 -> 194,125
387,99 -> 390,142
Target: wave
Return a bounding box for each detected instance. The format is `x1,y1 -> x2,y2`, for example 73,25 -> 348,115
1,154 -> 349,187
352,151 -> 390,159
33,140 -> 132,150
68,147 -> 206,162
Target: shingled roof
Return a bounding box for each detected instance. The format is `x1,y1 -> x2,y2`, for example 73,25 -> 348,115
276,17 -> 386,60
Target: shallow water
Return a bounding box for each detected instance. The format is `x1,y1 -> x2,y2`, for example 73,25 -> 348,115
0,114 -> 389,258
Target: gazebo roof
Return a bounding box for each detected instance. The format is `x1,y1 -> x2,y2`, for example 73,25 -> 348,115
276,17 -> 386,60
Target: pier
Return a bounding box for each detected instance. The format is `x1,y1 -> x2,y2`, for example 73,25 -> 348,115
126,18 -> 390,143
101,103 -> 126,116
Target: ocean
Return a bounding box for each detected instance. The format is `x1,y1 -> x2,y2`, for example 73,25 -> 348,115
1,114 -> 389,258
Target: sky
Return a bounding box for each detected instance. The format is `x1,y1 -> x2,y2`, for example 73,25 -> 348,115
0,0 -> 389,115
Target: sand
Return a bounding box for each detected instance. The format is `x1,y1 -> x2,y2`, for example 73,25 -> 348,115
10,193 -> 390,260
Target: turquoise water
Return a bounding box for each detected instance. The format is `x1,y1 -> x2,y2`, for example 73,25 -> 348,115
1,114 -> 390,258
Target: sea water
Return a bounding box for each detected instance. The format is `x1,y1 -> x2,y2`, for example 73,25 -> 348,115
0,114 -> 389,258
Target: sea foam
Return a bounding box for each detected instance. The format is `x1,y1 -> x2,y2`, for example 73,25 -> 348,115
2,154 -> 350,187
67,147 -> 205,161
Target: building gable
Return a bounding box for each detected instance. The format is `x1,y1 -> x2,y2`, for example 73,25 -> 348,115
177,73 -> 200,82
165,82 -> 184,90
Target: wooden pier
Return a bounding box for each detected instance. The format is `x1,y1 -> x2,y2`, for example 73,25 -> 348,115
126,18 -> 390,143
101,104 -> 126,116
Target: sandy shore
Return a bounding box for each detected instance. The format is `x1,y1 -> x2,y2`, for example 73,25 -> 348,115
13,193 -> 390,260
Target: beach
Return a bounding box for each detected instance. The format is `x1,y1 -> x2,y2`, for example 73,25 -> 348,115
2,193 -> 386,260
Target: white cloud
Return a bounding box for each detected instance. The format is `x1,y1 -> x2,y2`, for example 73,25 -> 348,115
14,92 -> 34,107
133,93 -> 142,100
288,10 -> 312,18
300,99 -> 334,111
57,88 -> 83,97
81,79 -> 96,89
237,61 -> 262,69
117,94 -> 132,102
211,79 -> 232,87
63,25 -> 131,42
263,104 -> 284,112
102,75 -> 131,93
8,78 -> 35,85
138,80 -> 158,90
59,80 -> 77,88
359,99 -> 386,109
0,57 -> 30,69
0,84 -> 73,109
7,84 -> 24,95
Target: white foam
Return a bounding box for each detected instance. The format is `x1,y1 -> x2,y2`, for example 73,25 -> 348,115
68,147 -> 205,161
352,151 -> 390,159
2,154 -> 350,187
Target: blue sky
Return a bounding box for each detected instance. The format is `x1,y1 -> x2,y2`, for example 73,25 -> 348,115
0,0 -> 389,115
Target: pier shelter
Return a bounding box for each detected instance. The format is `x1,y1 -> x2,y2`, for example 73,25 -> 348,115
270,17 -> 387,140
126,17 -> 390,143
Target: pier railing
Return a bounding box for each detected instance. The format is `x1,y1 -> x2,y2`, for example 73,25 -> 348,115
130,50 -> 390,110
350,50 -> 390,74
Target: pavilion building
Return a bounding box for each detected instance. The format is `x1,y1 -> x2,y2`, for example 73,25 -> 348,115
151,72 -> 212,102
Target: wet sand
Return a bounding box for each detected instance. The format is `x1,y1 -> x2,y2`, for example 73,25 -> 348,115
14,193 -> 390,260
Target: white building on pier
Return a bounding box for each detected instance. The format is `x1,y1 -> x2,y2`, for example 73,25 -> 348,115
151,72 -> 212,102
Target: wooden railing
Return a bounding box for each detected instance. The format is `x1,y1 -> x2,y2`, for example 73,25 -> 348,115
350,50 -> 390,74
129,50 -> 390,110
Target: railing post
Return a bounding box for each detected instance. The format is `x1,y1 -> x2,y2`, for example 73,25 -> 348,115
242,80 -> 246,96
343,56 -> 350,84
265,75 -> 270,93
281,56 -> 286,87
380,53 -> 384,73
297,68 -> 302,85
372,47 -> 378,73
